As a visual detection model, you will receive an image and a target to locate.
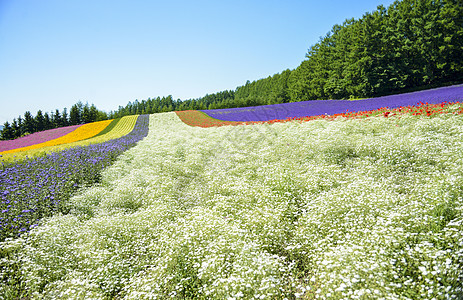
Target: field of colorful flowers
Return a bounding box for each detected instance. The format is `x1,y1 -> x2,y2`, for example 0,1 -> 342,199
178,101 -> 463,127
0,119 -> 112,156
0,115 -> 149,242
33,114 -> 140,156
2,111 -> 462,299
0,116 -> 139,162
201,84 -> 463,122
0,124 -> 82,152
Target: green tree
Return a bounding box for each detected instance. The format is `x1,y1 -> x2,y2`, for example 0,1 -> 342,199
96,110 -> 108,121
43,112 -> 53,130
62,108 -> 69,126
82,103 -> 91,123
69,102 -> 83,125
15,116 -> 23,137
35,110 -> 45,132
52,109 -> 62,128
0,122 -> 14,140
89,104 -> 98,122
23,111 -> 35,134
10,119 -> 20,139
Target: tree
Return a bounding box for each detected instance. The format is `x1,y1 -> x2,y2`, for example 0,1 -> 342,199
23,111 -> 35,134
89,104 -> 98,122
0,122 -> 14,140
11,119 -> 20,139
62,108 -> 69,126
96,110 -> 108,121
35,110 -> 45,132
82,103 -> 91,123
16,116 -> 23,137
69,102 -> 82,125
52,109 -> 62,128
43,112 -> 53,130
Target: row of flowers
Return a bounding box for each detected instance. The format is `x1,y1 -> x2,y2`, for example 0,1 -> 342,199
0,120 -> 112,156
0,124 -> 82,153
267,101 -> 463,123
0,115 -> 149,242
176,101 -> 463,128
199,84 -> 463,122
0,116 -> 140,163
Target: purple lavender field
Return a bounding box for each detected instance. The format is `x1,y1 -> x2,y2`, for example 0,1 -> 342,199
0,124 -> 82,152
202,84 -> 463,122
0,115 -> 149,241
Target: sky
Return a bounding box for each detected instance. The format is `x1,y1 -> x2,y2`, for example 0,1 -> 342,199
0,0 -> 396,124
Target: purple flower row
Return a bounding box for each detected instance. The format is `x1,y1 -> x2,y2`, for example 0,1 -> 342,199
0,124 -> 82,153
201,84 -> 463,122
0,115 -> 149,241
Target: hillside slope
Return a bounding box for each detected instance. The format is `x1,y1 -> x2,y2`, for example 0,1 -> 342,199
3,112 -> 462,299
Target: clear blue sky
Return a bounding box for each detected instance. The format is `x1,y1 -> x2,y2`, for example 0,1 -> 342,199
0,0 -> 395,124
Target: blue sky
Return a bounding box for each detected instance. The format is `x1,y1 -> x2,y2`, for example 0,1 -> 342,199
0,0 -> 395,124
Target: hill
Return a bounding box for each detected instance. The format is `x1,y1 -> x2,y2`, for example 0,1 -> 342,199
2,109 -> 463,298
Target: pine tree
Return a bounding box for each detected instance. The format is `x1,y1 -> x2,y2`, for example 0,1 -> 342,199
35,110 -> 45,132
52,109 -> 62,128
0,122 -> 14,140
16,116 -> 23,137
82,103 -> 91,123
69,103 -> 82,125
62,108 -> 69,126
44,112 -> 53,130
89,104 -> 98,122
23,111 -> 35,134
11,119 -> 19,139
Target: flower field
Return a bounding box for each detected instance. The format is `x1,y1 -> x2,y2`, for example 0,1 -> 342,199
0,124 -> 82,153
1,108 -> 462,299
0,115 -> 149,242
178,101 -> 463,128
0,116 -> 140,162
201,84 -> 463,122
0,119 -> 112,156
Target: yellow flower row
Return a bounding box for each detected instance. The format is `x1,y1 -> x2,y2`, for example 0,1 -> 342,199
0,119 -> 112,156
50,115 -> 139,152
84,115 -> 138,145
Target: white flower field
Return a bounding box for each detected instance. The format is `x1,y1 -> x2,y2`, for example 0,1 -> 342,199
2,112 -> 463,299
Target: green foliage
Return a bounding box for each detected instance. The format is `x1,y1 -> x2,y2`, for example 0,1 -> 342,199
290,0 -> 463,100
22,111 -> 35,135
107,0 -> 462,120
69,101 -> 83,125
0,122 -> 14,140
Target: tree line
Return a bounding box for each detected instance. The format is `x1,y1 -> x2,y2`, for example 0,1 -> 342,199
109,91 -> 237,118
109,0 -> 463,115
288,0 -> 463,101
2,0 -> 462,140
0,102 -> 108,140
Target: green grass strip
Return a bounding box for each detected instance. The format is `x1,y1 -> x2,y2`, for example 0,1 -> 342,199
91,118 -> 121,138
